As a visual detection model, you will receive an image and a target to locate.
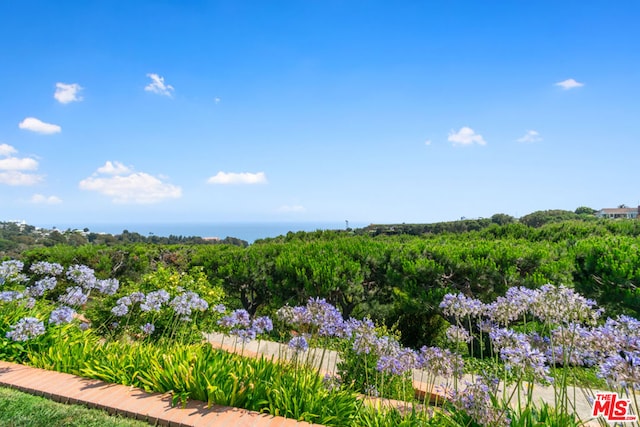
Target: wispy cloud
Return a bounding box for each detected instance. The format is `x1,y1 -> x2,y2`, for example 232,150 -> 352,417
207,171 -> 267,185
54,82 -> 83,104
79,161 -> 182,203
424,139 -> 432,146
517,130 -> 542,143
0,144 -> 43,186
277,205 -> 306,213
448,127 -> 486,146
555,78 -> 584,90
31,194 -> 62,204
214,97 -> 221,104
18,117 -> 61,134
145,73 -> 174,97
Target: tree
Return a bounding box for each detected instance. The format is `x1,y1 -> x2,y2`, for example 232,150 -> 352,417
490,213 -> 515,225
575,206 -> 596,215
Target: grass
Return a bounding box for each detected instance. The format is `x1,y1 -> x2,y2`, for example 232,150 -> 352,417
0,386 -> 150,427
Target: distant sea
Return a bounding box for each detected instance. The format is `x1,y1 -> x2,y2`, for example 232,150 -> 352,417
37,222 -> 367,244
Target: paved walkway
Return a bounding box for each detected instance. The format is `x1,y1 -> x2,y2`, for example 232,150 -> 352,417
0,360 -> 318,427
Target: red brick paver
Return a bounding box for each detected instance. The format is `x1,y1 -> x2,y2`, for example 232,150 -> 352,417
0,361 -> 319,427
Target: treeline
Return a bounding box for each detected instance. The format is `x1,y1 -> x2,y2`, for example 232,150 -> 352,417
12,217 -> 640,349
0,222 -> 248,258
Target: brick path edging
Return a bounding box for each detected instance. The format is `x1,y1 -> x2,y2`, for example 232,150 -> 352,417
0,360 -> 319,427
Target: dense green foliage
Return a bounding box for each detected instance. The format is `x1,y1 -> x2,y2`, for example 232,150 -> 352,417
7,214 -> 640,347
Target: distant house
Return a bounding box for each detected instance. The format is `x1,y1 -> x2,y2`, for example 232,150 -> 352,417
596,206 -> 640,219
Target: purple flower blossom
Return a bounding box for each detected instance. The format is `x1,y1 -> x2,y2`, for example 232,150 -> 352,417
252,316 -> 273,334
6,317 -> 45,341
95,278 -> 119,295
0,260 -> 25,282
140,323 -> 155,335
446,325 -> 472,344
531,284 -> 602,325
140,289 -> 170,312
440,293 -> 485,319
49,306 -> 75,325
213,303 -> 226,313
0,290 -> 24,302
30,261 -> 64,276
417,346 -> 464,379
449,379 -> 510,427
111,304 -> 129,317
376,347 -> 417,376
170,291 -> 208,317
218,309 -> 251,329
58,286 -> 87,307
66,265 -> 97,290
288,335 -> 309,353
349,318 -> 377,355
26,277 -> 58,298
116,296 -> 132,307
128,292 -> 146,303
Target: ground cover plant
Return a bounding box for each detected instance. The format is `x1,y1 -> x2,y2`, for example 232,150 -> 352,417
0,386 -> 150,427
1,258 -> 640,426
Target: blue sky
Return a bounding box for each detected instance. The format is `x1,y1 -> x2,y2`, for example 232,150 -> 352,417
1,1 -> 639,228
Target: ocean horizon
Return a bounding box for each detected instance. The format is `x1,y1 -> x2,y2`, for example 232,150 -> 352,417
31,221 -> 367,243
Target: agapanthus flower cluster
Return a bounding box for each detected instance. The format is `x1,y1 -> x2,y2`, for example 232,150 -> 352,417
169,291 -> 208,318
440,293 -> 485,319
66,264 -> 97,290
25,277 -> 57,298
544,323 -> 597,367
30,261 -> 64,276
140,289 -> 170,312
140,322 -> 155,335
58,286 -> 88,307
111,303 -> 129,317
446,324 -> 472,344
449,379 -> 510,427
531,284 -> 602,325
6,317 -> 45,341
376,346 -> 417,376
499,337 -> 551,383
486,287 -> 536,325
0,260 -> 28,284
417,346 -> 464,379
277,298 -> 347,338
95,278 -> 119,295
349,317 -> 378,355
49,306 -> 76,325
288,335 -> 309,353
218,309 -> 251,329
0,290 -> 24,302
217,309 -> 274,343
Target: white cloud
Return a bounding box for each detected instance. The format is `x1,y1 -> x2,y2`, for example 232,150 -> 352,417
31,194 -> 62,204
97,161 -> 132,175
424,139 -> 432,146
278,205 -> 306,213
0,157 -> 38,171
207,171 -> 267,185
214,97 -> 221,104
555,78 -> 584,90
0,145 -> 42,186
145,73 -> 174,97
0,143 -> 17,156
54,82 -> 83,104
18,117 -> 61,134
448,127 -> 486,146
517,130 -> 542,143
79,163 -> 182,203
0,171 -> 43,186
